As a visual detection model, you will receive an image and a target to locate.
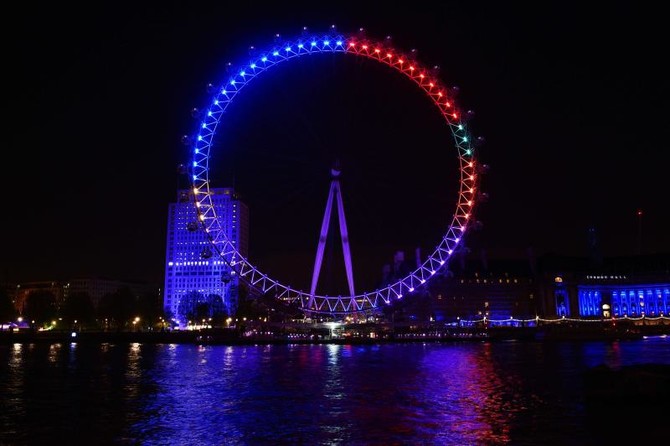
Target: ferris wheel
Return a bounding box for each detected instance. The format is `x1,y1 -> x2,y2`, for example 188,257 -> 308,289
187,26 -> 484,316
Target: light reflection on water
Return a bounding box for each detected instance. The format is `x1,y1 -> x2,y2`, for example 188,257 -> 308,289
1,338 -> 669,445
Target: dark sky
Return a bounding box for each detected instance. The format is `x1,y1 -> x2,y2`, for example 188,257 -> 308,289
3,1 -> 668,292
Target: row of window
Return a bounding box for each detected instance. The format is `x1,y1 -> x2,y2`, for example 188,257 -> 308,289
578,288 -> 670,317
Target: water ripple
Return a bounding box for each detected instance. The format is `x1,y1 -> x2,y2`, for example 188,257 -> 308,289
1,337 -> 669,444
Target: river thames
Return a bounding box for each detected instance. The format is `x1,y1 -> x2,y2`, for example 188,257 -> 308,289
2,337 -> 669,445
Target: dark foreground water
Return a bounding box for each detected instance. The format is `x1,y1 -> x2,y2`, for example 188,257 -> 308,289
1,337 -> 669,445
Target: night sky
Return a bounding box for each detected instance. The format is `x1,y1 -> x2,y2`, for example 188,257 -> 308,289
3,1 -> 668,293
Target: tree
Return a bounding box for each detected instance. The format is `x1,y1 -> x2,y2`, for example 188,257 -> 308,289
137,288 -> 163,327
25,290 -> 57,326
60,292 -> 95,327
177,291 -> 205,323
208,294 -> 228,326
208,294 -> 225,316
175,292 -> 232,326
235,292 -> 267,320
208,294 -> 229,326
195,302 -> 211,322
0,288 -> 15,323
98,286 -> 137,330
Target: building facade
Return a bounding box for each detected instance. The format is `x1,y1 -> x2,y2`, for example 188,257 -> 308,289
163,188 -> 249,325
14,278 -> 155,316
537,253 -> 670,319
14,281 -> 65,315
379,251 -> 538,323
384,250 -> 670,323
544,273 -> 670,319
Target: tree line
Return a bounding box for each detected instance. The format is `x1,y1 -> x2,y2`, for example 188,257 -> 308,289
0,285 -> 283,330
0,286 -> 163,331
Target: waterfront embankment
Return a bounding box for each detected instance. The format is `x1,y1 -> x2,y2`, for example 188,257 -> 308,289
2,321 -> 667,345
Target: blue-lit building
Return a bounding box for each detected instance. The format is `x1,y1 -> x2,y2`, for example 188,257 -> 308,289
163,188 -> 249,325
577,276 -> 670,318
539,253 -> 670,319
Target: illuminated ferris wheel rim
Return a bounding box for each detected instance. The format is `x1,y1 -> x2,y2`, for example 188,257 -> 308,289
189,29 -> 480,315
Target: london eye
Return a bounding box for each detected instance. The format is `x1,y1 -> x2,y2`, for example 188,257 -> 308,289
186,26 -> 483,316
